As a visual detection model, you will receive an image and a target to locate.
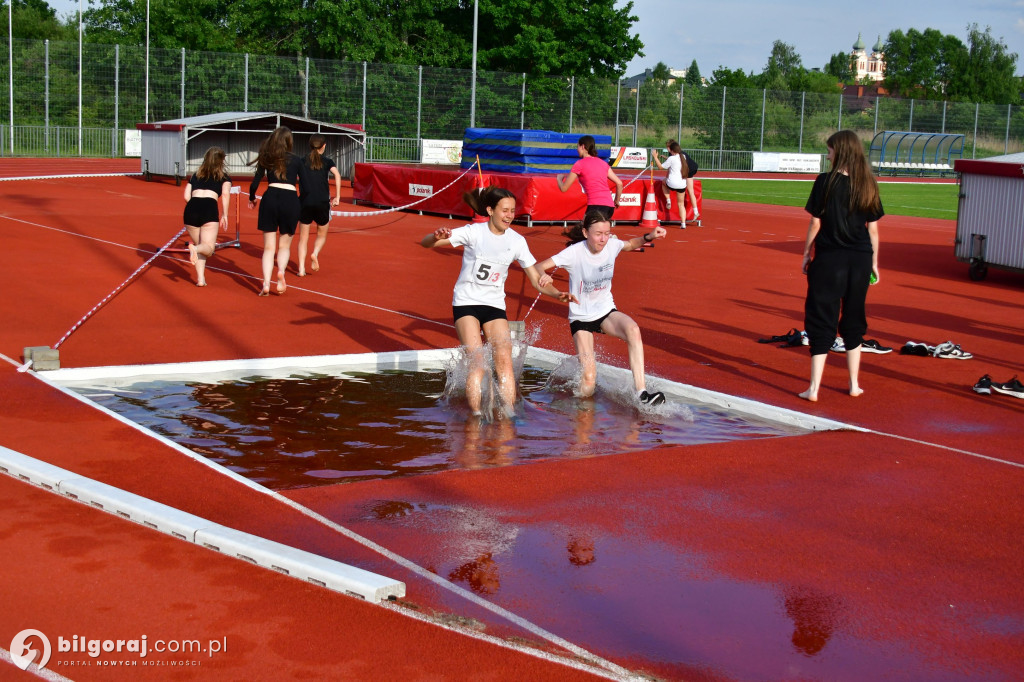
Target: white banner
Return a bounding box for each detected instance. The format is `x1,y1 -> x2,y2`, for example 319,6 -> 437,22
124,129 -> 142,157
422,139 -> 462,165
610,146 -> 649,169
752,152 -> 821,173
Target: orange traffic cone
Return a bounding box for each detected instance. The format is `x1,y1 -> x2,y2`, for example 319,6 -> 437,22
639,181 -> 660,230
471,174 -> 489,223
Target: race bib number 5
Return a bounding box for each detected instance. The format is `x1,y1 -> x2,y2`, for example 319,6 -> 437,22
473,258 -> 507,287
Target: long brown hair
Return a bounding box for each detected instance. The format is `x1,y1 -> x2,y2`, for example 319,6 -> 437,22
563,210 -> 609,246
463,186 -> 516,217
307,134 -> 326,171
249,126 -> 293,178
578,135 -> 599,157
825,129 -> 881,215
196,146 -> 226,181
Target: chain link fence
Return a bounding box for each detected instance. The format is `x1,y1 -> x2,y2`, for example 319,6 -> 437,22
2,38 -> 1022,164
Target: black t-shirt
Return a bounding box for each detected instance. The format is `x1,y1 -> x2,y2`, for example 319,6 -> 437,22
189,172 -> 231,194
297,155 -> 337,205
249,153 -> 302,202
804,172 -> 883,253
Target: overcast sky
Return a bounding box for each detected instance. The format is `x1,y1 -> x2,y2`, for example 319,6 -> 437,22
617,0 -> 1024,77
48,0 -> 1024,77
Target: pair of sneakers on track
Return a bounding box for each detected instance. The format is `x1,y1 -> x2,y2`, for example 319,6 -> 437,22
973,375 -> 1024,398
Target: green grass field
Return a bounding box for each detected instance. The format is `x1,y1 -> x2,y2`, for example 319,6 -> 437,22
700,179 -> 958,220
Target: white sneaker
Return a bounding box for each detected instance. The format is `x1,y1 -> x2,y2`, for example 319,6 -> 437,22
830,337 -> 846,353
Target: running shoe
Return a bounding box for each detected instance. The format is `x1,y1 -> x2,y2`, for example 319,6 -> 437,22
759,328 -> 799,344
861,339 -> 893,354
972,374 -> 994,395
900,342 -> 933,357
830,337 -> 846,353
992,376 -> 1024,398
639,390 -> 666,406
933,341 -> 973,360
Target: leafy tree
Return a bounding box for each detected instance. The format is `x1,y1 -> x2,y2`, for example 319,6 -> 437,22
649,61 -> 671,83
760,40 -> 803,91
84,0 -> 236,51
684,58 -> 701,86
709,66 -> 754,88
944,24 -> 1019,104
883,27 -> 950,97
1,0 -> 75,39
824,51 -> 853,83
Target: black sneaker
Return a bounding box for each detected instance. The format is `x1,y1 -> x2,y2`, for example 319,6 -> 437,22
861,339 -> 893,354
973,374 -> 994,395
759,328 -> 799,344
900,341 -> 932,357
639,390 -> 666,406
992,375 -> 1024,399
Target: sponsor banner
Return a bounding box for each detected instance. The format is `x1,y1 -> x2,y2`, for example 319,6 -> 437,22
124,130 -> 142,157
619,192 -> 642,207
408,183 -> 434,197
422,139 -> 463,165
610,146 -> 649,169
752,152 -> 821,173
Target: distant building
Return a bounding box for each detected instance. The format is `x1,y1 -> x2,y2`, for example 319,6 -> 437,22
622,67 -> 697,91
852,34 -> 885,82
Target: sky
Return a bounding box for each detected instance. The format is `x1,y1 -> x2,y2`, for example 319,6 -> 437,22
616,0 -> 1024,77
46,0 -> 1024,77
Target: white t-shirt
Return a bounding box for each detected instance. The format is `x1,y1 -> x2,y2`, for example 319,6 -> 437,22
447,223 -> 537,308
663,154 -> 684,190
550,237 -> 625,322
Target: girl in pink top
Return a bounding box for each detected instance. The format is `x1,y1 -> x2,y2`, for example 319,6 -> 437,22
555,135 -> 623,220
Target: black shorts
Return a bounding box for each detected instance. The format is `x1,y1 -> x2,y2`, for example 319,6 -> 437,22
453,305 -> 507,326
570,309 -> 616,336
300,202 -> 331,227
183,197 -> 219,227
587,205 -> 614,220
257,187 -> 301,235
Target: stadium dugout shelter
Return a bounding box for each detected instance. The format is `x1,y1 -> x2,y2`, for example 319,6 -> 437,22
137,112 -> 365,185
869,130 -> 963,177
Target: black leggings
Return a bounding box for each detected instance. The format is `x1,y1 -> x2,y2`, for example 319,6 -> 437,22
804,249 -> 872,355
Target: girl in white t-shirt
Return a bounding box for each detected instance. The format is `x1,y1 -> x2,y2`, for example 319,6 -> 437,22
421,187 -> 574,416
652,140 -> 700,221
535,211 -> 668,405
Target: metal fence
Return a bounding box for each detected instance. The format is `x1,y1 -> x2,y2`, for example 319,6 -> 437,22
2,38 -> 1022,163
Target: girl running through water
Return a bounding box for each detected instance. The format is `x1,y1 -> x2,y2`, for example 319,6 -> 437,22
421,187 -> 575,417
535,211 -> 668,406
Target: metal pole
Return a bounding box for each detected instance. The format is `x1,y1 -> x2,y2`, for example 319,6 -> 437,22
520,73 -> 526,129
941,100 -> 947,133
114,44 -> 119,156
908,98 -> 914,132
361,61 -> 367,132
634,81 -> 640,147
243,54 -> 248,112
614,80 -> 621,146
416,65 -> 422,142
78,0 -> 82,155
470,0 -> 478,128
677,82 -> 683,143
45,40 -> 49,153
568,76 -> 575,133
972,103 -> 978,158
719,87 -> 726,158
180,47 -> 185,118
145,0 -> 150,123
759,88 -> 766,151
1005,104 -> 1011,154
304,57 -> 309,117
837,93 -> 842,130
7,0 -> 13,152
799,91 -> 805,152
873,96 -> 879,136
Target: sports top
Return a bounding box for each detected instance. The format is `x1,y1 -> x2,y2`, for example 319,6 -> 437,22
249,153 -> 302,202
663,154 -> 684,190
297,155 -> 337,205
447,222 -> 537,309
805,172 -> 884,254
549,237 -> 626,322
188,172 -> 231,194
571,155 -> 615,207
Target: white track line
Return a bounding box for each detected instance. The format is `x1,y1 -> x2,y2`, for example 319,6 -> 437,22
0,172 -> 141,182
0,648 -> 72,681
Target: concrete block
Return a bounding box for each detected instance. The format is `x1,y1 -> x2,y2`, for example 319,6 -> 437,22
58,478 -> 208,542
0,446 -> 78,491
23,346 -> 60,370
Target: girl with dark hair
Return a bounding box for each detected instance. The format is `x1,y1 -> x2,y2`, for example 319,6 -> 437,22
421,187 -> 574,417
555,134 -> 623,220
798,129 -> 883,401
248,126 -> 302,296
183,146 -> 231,287
296,134 -> 342,277
534,211 -> 668,406
652,140 -> 700,221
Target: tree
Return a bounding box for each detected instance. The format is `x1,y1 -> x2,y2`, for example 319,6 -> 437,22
824,51 -> 853,83
650,61 -> 671,83
1,0 -> 75,40
684,59 -> 702,86
760,40 -> 803,91
709,66 -> 754,88
84,0 -> 236,51
883,27 -> 948,97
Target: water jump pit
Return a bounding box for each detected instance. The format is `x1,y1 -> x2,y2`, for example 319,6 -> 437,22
44,345 -> 852,491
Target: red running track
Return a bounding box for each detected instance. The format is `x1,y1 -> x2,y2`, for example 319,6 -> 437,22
0,163 -> 1022,681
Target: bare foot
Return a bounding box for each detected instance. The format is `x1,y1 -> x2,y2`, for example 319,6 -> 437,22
276,272 -> 287,294
188,243 -> 199,266
310,254 -> 320,272
849,387 -> 864,397
297,270 -> 306,277
798,389 -> 818,402
258,281 -> 270,296
196,281 -> 207,287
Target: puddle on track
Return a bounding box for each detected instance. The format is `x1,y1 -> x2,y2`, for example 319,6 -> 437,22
70,366 -> 806,490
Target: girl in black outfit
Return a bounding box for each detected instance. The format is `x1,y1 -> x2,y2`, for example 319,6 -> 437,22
799,130 -> 883,402
183,146 -> 231,287
249,126 -> 302,295
296,134 -> 342,276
